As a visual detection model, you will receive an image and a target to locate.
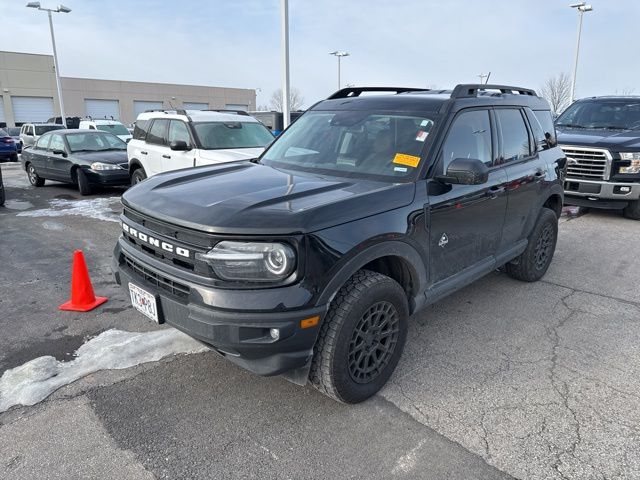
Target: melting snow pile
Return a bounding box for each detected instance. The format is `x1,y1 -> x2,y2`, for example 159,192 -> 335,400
17,197 -> 121,223
0,329 -> 208,412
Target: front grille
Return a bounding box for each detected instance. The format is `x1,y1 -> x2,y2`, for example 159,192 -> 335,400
124,253 -> 190,298
561,146 -> 610,180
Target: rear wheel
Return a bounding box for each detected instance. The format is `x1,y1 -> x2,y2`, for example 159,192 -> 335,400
506,208 -> 558,282
131,168 -> 147,185
310,270 -> 409,403
76,168 -> 92,196
10,154 -> 18,162
622,200 -> 640,220
27,163 -> 45,187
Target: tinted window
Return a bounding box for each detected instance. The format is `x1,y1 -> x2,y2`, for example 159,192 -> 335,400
441,109 -> 492,169
534,110 -> 557,147
496,109 -> 531,164
525,109 -> 546,151
168,120 -> 191,144
146,119 -> 168,145
133,120 -> 149,140
556,99 -> 640,130
48,134 -> 66,152
35,134 -> 51,149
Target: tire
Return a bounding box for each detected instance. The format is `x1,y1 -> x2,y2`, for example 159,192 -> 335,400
10,154 -> 18,162
131,168 -> 147,185
0,186 -> 4,207
622,200 -> 640,220
309,270 -> 409,404
26,163 -> 45,187
76,168 -> 92,196
506,208 -> 558,282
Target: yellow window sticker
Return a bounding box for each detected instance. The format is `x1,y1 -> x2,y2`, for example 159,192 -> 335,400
392,153 -> 421,168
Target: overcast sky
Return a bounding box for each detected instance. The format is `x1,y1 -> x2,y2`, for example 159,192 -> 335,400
1,0 -> 637,108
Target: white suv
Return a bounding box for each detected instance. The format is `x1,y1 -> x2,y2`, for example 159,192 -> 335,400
127,110 -> 274,184
79,119 -> 132,142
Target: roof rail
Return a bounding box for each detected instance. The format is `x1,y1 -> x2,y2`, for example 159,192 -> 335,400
201,109 -> 250,116
327,87 -> 430,99
451,84 -> 537,99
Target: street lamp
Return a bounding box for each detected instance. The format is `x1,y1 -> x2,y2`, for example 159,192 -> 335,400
26,2 -> 71,127
329,51 -> 350,90
569,2 -> 593,103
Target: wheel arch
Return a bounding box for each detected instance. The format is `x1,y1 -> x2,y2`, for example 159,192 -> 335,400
129,159 -> 143,175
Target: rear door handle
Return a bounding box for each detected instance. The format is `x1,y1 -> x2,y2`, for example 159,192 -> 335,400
162,155 -> 171,159
141,151 -> 148,155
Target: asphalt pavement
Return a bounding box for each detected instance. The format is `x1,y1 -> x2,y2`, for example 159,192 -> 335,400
1,161 -> 638,480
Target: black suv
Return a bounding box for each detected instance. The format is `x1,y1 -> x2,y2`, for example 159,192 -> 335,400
113,85 -> 565,403
556,96 -> 640,219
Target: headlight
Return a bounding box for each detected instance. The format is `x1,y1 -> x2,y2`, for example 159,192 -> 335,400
90,162 -> 121,171
619,153 -> 640,174
196,241 -> 296,282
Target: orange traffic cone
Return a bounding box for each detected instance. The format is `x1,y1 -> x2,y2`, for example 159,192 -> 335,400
59,250 -> 108,312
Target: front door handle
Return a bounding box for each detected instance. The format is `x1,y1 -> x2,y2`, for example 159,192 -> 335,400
487,185 -> 505,199
140,151 -> 148,155
162,154 -> 171,159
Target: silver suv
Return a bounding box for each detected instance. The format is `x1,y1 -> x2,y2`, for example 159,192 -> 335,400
19,123 -> 65,148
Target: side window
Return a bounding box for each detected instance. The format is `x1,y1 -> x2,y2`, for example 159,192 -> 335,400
534,110 -> 557,147
496,109 -> 531,164
35,134 -> 51,150
27,126 -> 34,136
168,120 -> 191,145
525,109 -> 547,151
90,125 -> 97,130
132,120 -> 149,140
146,119 -> 168,145
440,109 -> 493,170
48,134 -> 66,152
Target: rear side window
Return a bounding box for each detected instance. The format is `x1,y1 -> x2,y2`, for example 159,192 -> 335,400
440,109 -> 493,170
533,110 -> 557,147
133,120 -> 150,140
496,109 -> 531,164
146,119 -> 168,145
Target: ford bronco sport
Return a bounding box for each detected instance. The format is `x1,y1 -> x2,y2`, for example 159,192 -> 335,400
113,85 -> 565,403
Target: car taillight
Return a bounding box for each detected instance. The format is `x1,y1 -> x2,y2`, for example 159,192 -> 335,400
2,137 -> 13,144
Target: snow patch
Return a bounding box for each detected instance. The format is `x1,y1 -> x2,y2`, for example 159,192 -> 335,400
42,220 -> 65,231
3,199 -> 34,210
0,329 -> 208,412
16,197 -> 121,223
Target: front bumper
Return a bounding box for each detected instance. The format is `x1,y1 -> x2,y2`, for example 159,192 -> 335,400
85,168 -> 130,186
564,178 -> 640,208
113,238 -> 327,376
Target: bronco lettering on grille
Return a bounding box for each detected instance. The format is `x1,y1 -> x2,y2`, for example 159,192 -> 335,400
122,223 -> 190,258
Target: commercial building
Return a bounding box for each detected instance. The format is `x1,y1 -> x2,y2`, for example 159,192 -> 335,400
0,50 -> 256,127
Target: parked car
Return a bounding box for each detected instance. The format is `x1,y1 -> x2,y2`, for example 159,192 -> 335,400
114,84 -> 565,403
0,128 -> 19,162
79,118 -> 132,142
556,96 -> 640,219
0,165 -> 4,206
21,129 -> 129,195
127,109 -> 274,184
6,127 -> 23,153
20,123 -> 65,149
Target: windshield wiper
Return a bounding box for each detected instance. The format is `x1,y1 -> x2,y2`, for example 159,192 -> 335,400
556,123 -> 586,129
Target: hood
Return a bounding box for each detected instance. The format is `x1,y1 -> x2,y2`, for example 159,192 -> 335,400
557,127 -> 640,150
122,163 -> 415,235
197,147 -> 265,164
117,134 -> 132,142
72,150 -> 128,164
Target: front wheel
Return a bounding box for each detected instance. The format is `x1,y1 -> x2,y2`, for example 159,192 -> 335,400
10,154 -> 18,162
310,270 -> 409,404
131,168 -> 147,185
27,163 -> 45,187
76,168 -> 92,196
623,199 -> 640,220
506,208 -> 558,282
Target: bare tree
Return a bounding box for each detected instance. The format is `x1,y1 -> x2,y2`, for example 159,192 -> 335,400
270,88 -> 304,111
540,73 -> 572,117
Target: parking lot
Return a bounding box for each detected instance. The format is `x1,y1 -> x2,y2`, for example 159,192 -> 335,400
0,160 -> 638,479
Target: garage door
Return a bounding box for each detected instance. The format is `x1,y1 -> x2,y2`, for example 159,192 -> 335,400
183,102 -> 208,111
225,104 -> 249,112
11,96 -> 54,123
133,101 -> 163,118
85,99 -> 120,120
0,97 -> 5,124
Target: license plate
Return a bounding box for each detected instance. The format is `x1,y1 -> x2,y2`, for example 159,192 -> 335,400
128,283 -> 159,323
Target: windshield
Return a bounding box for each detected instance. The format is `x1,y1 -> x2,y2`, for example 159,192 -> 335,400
556,99 -> 640,130
193,121 -> 274,150
96,123 -> 130,136
7,128 -> 20,136
261,111 -> 435,181
66,132 -> 127,152
35,125 -> 64,135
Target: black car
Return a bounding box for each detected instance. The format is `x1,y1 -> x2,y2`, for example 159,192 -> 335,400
113,84 -> 565,403
556,96 -> 640,219
21,129 -> 129,195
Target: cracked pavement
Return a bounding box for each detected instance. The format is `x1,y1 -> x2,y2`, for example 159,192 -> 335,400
1,161 -> 639,479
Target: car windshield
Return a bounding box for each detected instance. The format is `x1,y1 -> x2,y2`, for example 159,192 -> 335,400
35,125 -> 64,135
66,132 -> 127,152
96,123 -> 130,136
261,111 -> 436,181
193,121 -> 274,150
556,99 -> 640,130
7,128 -> 20,136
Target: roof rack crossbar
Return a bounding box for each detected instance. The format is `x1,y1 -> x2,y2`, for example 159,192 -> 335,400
201,109 -> 250,116
451,84 -> 537,99
327,87 -> 430,99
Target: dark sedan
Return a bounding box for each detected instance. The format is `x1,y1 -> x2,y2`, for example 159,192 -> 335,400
20,129 -> 129,195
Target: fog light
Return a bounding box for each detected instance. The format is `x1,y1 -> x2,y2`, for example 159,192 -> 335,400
269,328 -> 280,340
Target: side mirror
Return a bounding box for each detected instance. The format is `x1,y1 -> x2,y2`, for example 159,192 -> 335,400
169,140 -> 191,151
52,149 -> 67,157
436,158 -> 489,185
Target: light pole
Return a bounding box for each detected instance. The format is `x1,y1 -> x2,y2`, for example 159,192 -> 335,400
569,2 -> 593,103
280,0 -> 291,128
329,51 -> 350,90
26,2 -> 71,128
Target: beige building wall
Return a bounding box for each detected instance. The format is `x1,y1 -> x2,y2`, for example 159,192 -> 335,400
0,50 -> 256,126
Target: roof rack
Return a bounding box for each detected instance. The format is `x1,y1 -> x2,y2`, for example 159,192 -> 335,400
451,84 -> 537,99
201,109 -> 250,116
327,87 -> 430,100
